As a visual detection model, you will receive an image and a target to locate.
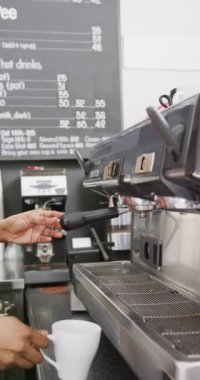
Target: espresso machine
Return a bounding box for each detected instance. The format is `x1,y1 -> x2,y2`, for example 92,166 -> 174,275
20,167 -> 68,284
62,94 -> 200,380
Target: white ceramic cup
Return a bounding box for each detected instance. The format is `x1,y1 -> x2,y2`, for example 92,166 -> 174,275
42,319 -> 101,380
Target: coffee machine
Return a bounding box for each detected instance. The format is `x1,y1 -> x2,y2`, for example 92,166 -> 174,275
71,94 -> 200,380
20,167 -> 68,284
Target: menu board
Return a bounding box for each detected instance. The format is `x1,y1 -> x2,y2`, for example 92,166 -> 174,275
0,0 -> 121,160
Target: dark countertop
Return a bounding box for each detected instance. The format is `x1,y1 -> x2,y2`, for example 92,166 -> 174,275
26,284 -> 138,380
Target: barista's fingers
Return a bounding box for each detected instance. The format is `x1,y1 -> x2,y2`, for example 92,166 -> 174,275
14,355 -> 35,369
30,330 -> 49,349
29,210 -> 63,229
41,228 -> 64,239
37,236 -> 52,243
34,209 -> 64,228
22,345 -> 43,365
37,209 -> 63,220
36,216 -> 62,229
39,330 -> 48,336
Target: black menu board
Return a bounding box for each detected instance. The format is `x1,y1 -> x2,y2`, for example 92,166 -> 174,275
0,0 -> 121,160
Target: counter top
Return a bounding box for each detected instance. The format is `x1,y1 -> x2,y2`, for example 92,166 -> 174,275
26,285 -> 138,380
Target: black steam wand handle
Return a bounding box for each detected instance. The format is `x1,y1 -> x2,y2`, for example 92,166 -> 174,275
146,106 -> 180,159
60,207 -> 119,231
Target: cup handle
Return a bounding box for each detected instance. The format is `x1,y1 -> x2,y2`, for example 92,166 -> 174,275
40,334 -> 59,371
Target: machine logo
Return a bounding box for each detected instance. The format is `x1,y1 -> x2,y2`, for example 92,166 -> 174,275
0,6 -> 17,20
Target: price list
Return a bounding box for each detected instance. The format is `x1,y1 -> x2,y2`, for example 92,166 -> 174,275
0,0 -> 121,160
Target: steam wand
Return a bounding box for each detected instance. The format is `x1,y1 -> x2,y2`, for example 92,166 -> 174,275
60,207 -> 126,231
90,227 -> 109,261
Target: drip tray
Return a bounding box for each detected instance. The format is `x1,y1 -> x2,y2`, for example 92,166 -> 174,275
73,261 -> 200,380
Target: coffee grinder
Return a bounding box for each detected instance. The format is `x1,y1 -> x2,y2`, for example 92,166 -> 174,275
20,167 -> 68,284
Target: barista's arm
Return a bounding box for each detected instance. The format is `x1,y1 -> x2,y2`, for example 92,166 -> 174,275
0,209 -> 64,244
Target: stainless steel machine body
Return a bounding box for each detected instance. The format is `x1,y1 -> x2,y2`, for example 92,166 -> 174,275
73,94 -> 200,380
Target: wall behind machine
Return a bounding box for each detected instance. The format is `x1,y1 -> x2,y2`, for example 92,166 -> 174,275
120,0 -> 200,128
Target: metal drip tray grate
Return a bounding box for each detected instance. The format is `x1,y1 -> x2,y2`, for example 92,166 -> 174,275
117,291 -> 187,305
90,263 -> 140,278
119,299 -> 200,319
87,263 -> 200,357
166,334 -> 200,358
108,282 -> 168,295
98,273 -> 152,285
147,315 -> 200,335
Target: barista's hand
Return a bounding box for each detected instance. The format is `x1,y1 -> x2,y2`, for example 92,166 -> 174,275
0,316 -> 49,369
0,209 -> 64,244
